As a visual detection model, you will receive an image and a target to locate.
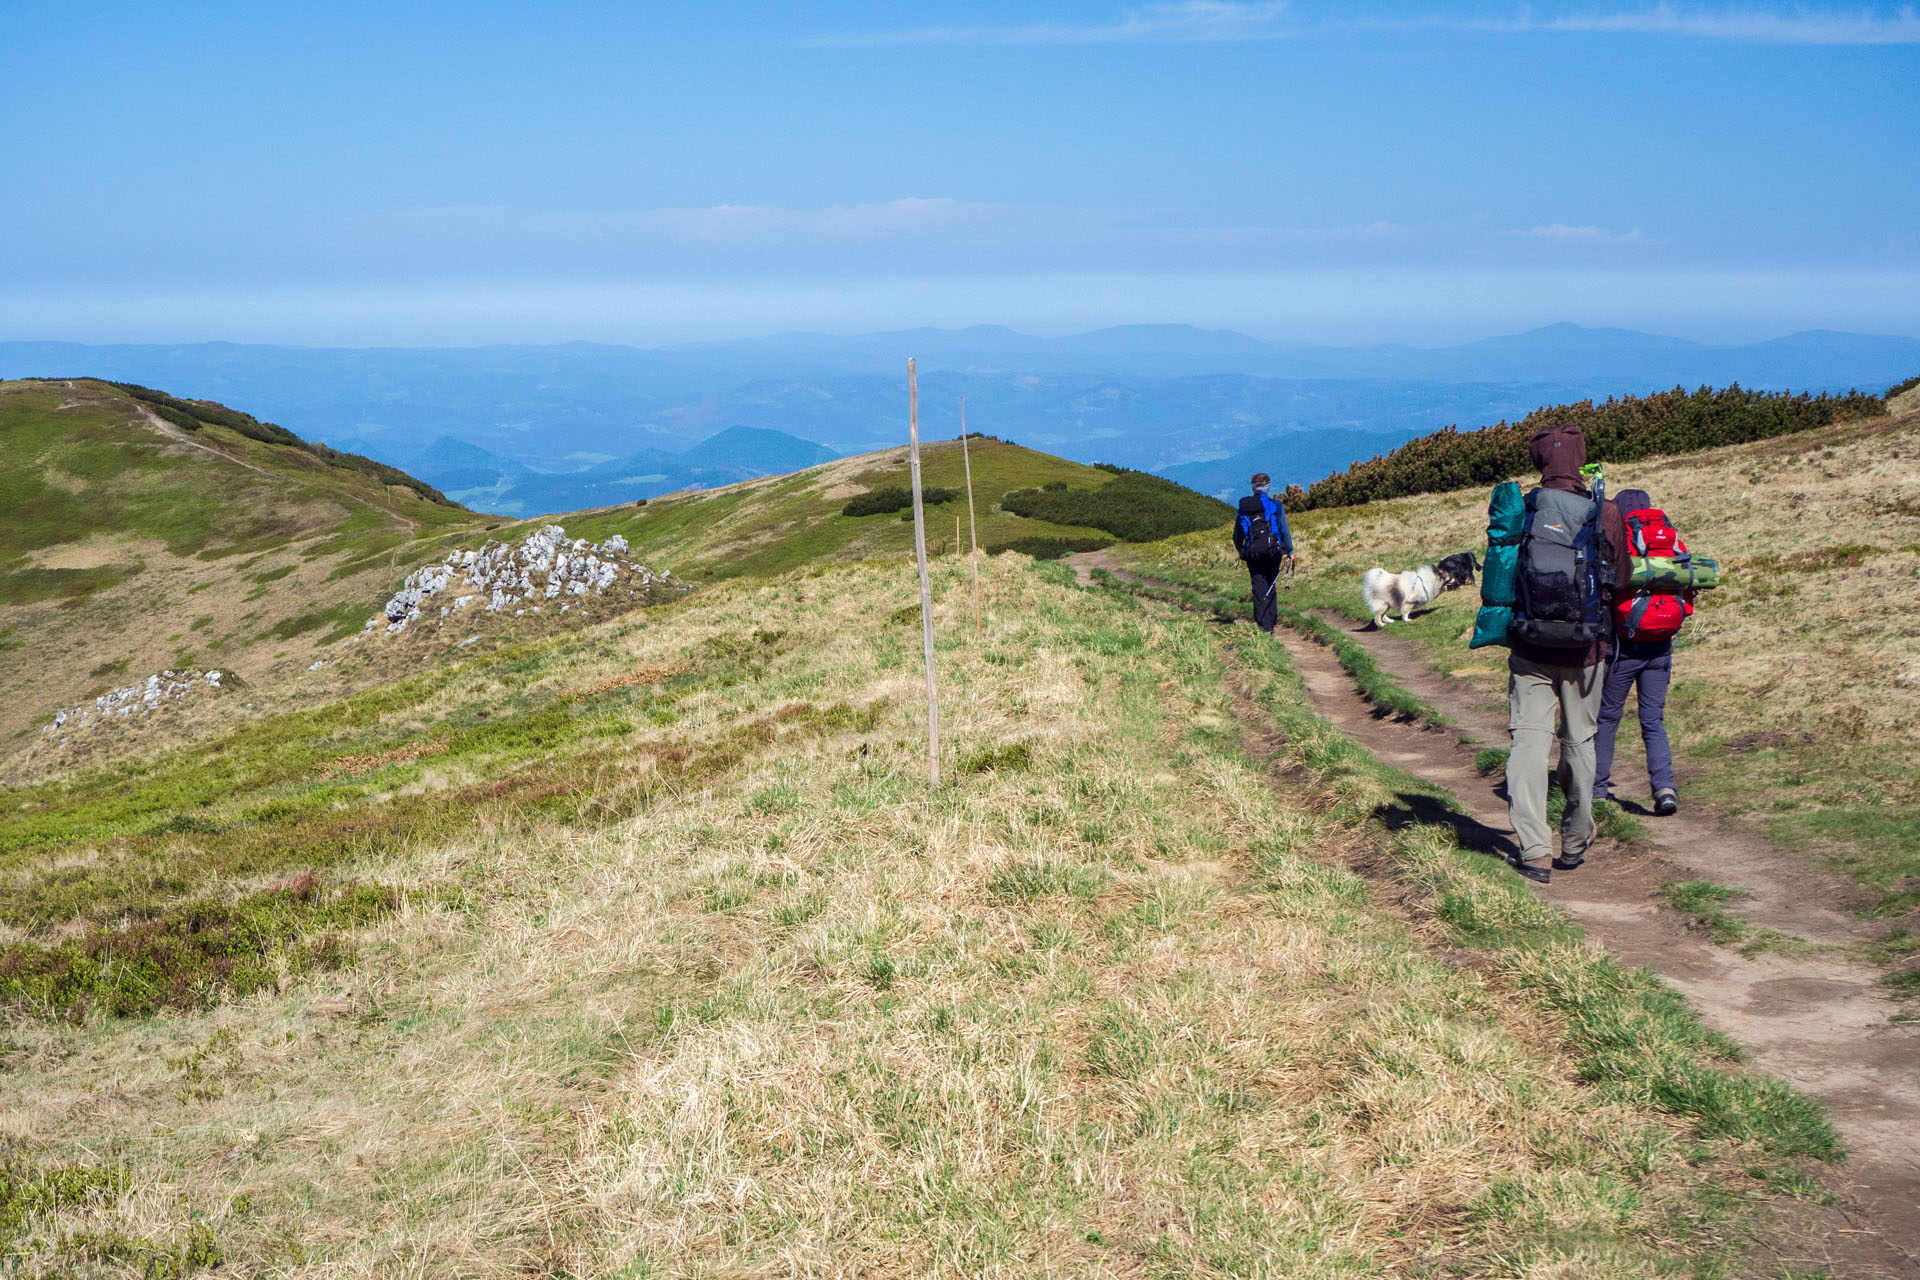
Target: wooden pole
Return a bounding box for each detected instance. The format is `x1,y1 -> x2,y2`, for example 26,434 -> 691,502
907,359 -> 940,786
960,400 -> 982,640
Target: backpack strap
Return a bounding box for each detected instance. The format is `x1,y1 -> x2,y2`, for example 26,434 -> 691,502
1623,594 -> 1654,638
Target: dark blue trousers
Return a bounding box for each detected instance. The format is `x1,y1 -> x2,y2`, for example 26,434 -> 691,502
1247,559 -> 1283,632
1594,640 -> 1674,798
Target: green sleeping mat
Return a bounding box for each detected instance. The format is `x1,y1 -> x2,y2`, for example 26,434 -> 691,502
1471,481 -> 1524,649
1627,554 -> 1720,592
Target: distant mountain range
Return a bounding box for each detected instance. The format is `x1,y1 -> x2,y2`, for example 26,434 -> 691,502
406,425 -> 841,515
1158,427 -> 1426,501
4,324 -> 1914,517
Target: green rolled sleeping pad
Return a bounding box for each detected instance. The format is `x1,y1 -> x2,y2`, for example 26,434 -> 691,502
1471,481 -> 1524,649
1627,554 -> 1720,592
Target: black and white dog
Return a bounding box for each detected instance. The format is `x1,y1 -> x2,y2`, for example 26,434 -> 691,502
1361,552 -> 1479,628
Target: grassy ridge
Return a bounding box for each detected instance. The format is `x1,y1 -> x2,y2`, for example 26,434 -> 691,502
556,438 -> 1228,582
0,378 -> 495,746
0,553 -> 1833,1274
0,379 -> 474,583
105,380 -> 456,505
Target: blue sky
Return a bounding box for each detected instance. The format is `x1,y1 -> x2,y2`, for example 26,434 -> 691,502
3,1 -> 1915,345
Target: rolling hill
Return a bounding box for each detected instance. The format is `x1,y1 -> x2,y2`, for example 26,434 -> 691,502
549,436 -> 1232,583
0,377 -> 494,746
0,379 -> 1232,775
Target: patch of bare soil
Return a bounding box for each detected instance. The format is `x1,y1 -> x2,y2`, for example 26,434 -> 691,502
1062,548 -> 1126,585
1273,616 -> 1920,1277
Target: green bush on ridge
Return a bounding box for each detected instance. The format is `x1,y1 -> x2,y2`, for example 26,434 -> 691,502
1285,384 -> 1885,511
1000,470 -> 1232,542
842,486 -> 961,517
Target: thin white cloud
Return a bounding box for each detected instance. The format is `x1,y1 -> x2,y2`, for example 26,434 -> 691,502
335,201 -> 1431,278
1536,4 -> 1920,44
807,1 -> 1293,48
1422,4 -> 1920,45
814,2 -> 1920,48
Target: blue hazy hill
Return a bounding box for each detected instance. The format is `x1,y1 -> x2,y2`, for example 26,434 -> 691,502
1158,427 -> 1425,502
5,325 -> 1912,514
407,426 -> 842,516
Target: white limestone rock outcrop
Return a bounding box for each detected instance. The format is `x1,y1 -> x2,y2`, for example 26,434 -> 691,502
45,669 -> 226,737
373,525 -> 675,634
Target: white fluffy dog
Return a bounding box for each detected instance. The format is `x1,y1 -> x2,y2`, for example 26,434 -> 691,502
1361,552 -> 1478,628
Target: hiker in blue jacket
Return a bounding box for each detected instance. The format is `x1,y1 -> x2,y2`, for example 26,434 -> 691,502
1233,473 -> 1293,633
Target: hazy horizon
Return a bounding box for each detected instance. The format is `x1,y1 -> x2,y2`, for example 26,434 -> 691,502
9,317 -> 1920,354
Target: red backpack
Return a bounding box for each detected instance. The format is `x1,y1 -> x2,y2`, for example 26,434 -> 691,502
1614,508 -> 1694,642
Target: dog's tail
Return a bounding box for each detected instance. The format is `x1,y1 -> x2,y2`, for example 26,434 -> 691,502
1360,567 -> 1391,614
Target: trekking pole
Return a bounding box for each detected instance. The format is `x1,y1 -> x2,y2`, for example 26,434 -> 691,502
907,359 -> 941,786
1284,555 -> 1295,589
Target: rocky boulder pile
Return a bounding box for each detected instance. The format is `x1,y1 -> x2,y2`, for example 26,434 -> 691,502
375,525 -> 676,634
45,669 -> 227,738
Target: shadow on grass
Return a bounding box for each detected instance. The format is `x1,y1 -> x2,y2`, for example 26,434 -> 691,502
1375,790 -> 1518,861
1355,606 -> 1443,632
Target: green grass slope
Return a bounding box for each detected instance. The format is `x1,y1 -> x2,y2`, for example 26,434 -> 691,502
0,378 -> 487,742
552,436 -> 1231,582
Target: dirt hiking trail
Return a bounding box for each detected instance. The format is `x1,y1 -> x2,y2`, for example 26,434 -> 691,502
1067,553 -> 1920,1277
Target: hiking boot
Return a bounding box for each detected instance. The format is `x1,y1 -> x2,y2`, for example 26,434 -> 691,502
1511,858 -> 1551,884
1653,788 -> 1679,816
1552,852 -> 1585,871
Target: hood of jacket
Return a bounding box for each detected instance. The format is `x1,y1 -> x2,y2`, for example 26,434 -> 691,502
1613,488 -> 1653,519
1530,422 -> 1588,492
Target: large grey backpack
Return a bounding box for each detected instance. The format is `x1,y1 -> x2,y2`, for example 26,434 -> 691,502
1512,484 -> 1610,649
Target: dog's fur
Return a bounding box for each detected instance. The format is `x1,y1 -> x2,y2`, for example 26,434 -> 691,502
1361,552 -> 1478,628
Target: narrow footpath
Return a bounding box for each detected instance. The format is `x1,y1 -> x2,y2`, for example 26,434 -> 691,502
1069,553 -> 1920,1277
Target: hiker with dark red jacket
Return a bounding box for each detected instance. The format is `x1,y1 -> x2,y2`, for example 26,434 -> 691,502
1233,472 -> 1293,634
1594,488 -> 1686,815
1500,424 -> 1629,883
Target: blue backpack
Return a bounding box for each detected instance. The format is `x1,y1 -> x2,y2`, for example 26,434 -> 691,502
1237,496 -> 1283,560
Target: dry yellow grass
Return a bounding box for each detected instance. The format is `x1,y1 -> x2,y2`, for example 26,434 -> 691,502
0,552 -> 1802,1275
315,739 -> 449,779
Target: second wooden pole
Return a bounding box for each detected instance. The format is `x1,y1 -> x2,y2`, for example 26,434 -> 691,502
907,359 -> 940,786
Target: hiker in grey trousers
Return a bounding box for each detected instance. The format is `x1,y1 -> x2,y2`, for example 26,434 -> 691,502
1504,424 -> 1629,883
1593,488 -> 1678,814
